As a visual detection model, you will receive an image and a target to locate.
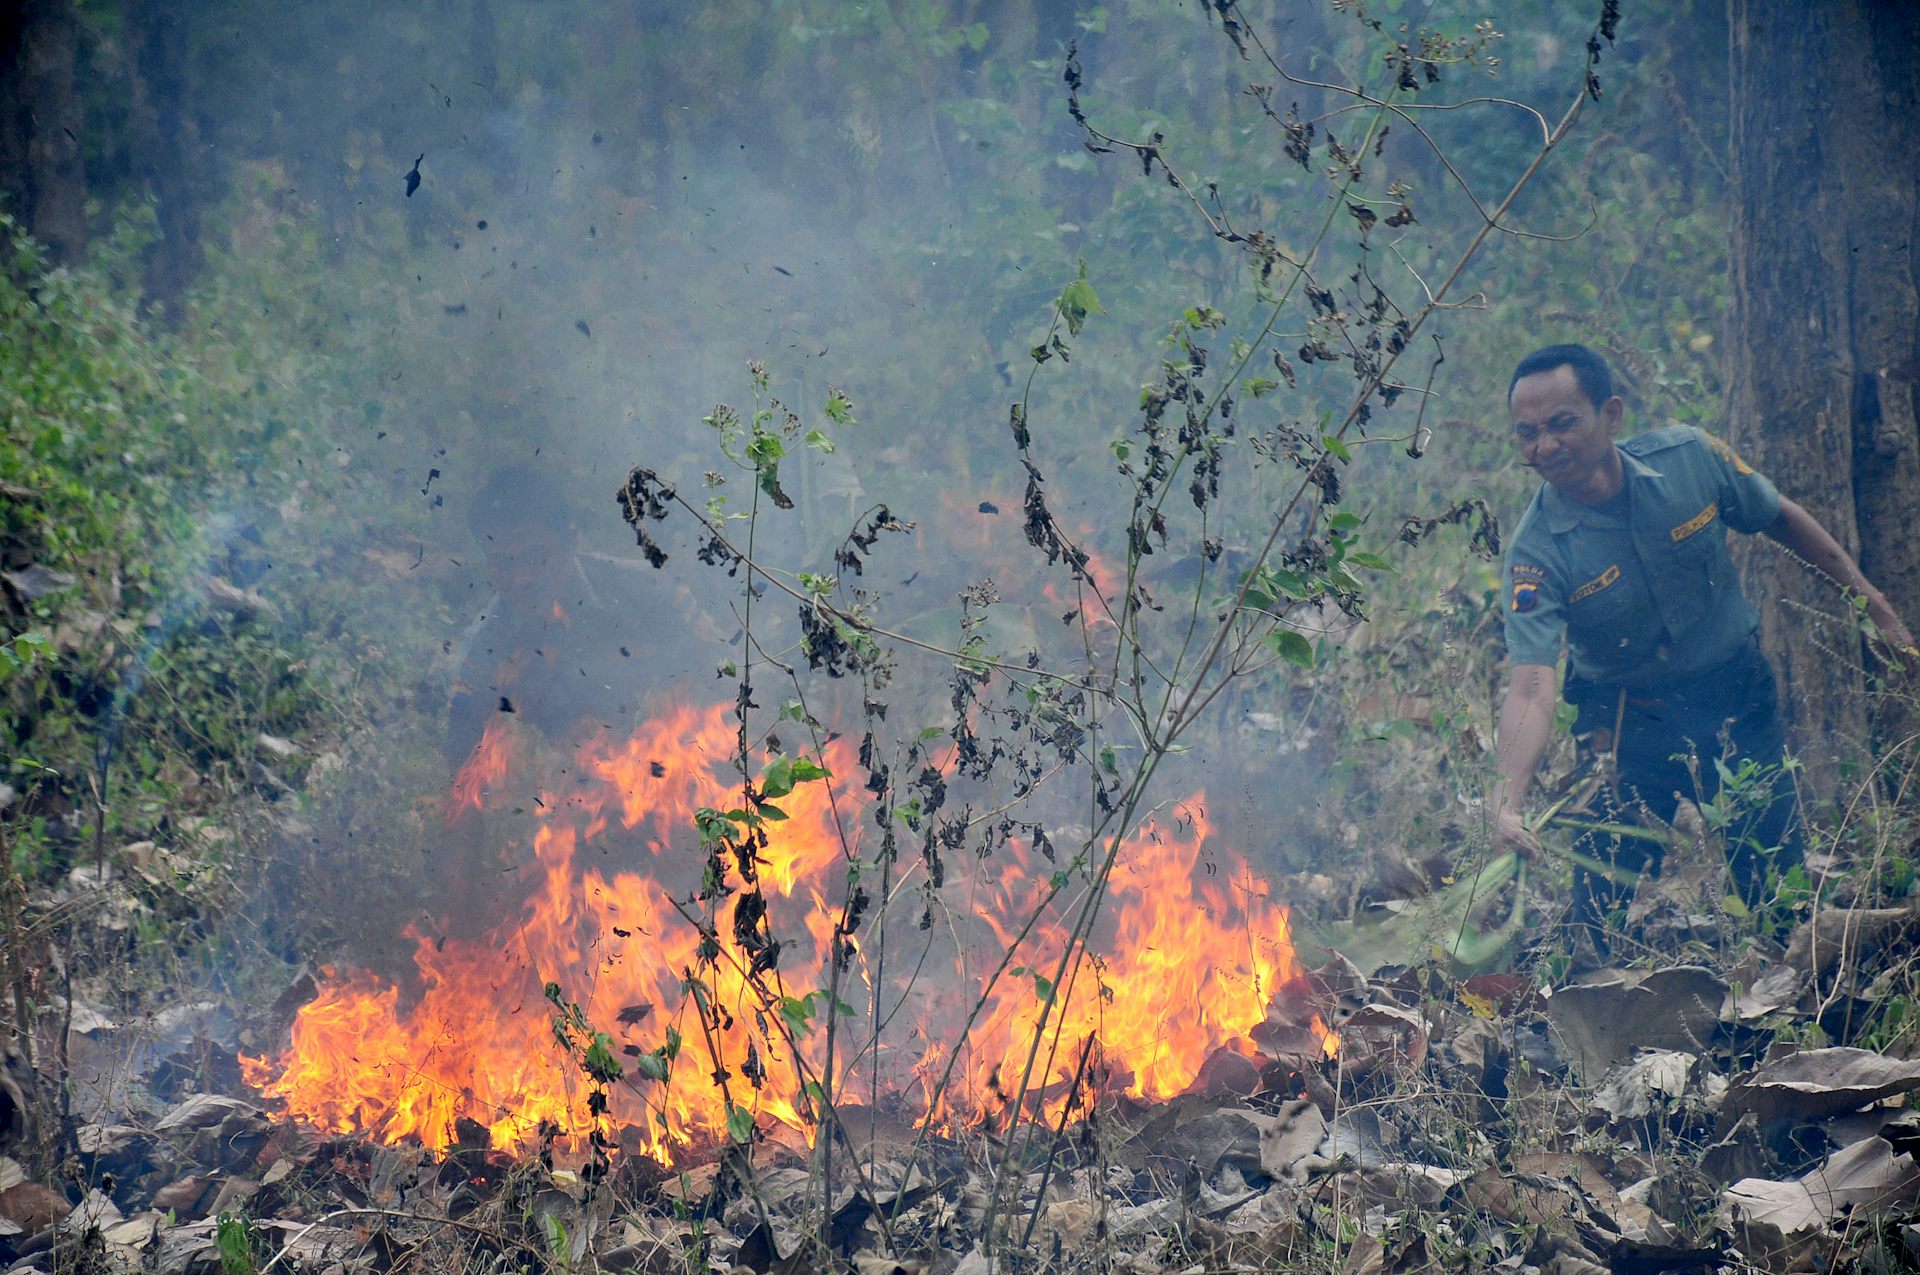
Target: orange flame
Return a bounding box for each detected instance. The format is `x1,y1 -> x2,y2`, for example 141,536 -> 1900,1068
244,704 -> 1327,1160
444,715 -> 518,826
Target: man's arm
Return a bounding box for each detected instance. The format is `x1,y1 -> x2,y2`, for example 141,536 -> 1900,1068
1764,498 -> 1917,654
1490,662 -> 1558,853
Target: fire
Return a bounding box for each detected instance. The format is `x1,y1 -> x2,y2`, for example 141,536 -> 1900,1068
949,803 -> 1305,1116
243,703 -> 1328,1160
443,714 -> 517,825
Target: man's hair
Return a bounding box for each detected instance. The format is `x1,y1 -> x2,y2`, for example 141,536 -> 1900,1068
1508,343 -> 1614,410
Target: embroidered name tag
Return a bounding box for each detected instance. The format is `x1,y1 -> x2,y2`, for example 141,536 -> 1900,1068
1569,564 -> 1620,603
1670,502 -> 1718,542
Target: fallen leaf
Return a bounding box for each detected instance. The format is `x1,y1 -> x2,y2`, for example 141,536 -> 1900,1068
1545,966 -> 1725,1083
1726,1135 -> 1920,1259
1725,1047 -> 1920,1125
1257,1097 -> 1327,1180
1591,1051 -> 1694,1122
1733,963 -> 1806,1020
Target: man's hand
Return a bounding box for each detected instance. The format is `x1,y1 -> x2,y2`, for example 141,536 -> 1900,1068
1490,664 -> 1558,859
1492,803 -> 1542,858
1768,499 -> 1918,671
1864,594 -> 1920,673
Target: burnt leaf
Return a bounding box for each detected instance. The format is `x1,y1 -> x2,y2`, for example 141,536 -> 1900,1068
757,465 -> 795,510
1396,497 -> 1501,559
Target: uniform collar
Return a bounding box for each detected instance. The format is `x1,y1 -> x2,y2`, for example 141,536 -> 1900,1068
1540,446 -> 1665,533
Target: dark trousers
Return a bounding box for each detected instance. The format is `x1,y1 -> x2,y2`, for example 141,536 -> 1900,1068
1566,641 -> 1803,936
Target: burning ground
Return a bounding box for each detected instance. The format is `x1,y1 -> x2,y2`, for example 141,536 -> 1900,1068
241,698 -> 1333,1163
11,694 -> 1920,1273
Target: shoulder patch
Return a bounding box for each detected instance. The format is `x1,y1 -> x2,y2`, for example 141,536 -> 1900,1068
1511,581 -> 1539,613
1670,502 -> 1719,542
1702,432 -> 1756,475
1510,561 -> 1546,582
1568,564 -> 1621,604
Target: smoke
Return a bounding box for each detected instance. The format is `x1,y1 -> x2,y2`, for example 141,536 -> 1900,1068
133,0 -> 1673,958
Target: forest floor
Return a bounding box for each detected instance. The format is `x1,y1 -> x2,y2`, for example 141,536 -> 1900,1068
0,803 -> 1916,1275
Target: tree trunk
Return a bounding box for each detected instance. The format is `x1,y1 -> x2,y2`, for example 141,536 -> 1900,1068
0,0 -> 87,261
127,0 -> 203,310
1726,0 -> 1920,795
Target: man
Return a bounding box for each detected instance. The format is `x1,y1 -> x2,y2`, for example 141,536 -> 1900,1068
1488,344 -> 1913,933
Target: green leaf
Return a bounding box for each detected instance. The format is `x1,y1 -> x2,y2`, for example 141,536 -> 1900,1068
1098,744 -> 1118,775
1032,973 -> 1056,1003
778,993 -> 816,1037
542,1212 -> 569,1260
804,428 -> 835,453
725,1104 -> 756,1145
215,1212 -> 255,1275
634,1050 -> 669,1082
584,1032 -> 624,1083
1265,629 -> 1316,668
1058,260 -> 1104,337
761,756 -> 795,799
824,387 -> 856,426
746,431 -> 785,466
696,807 -> 738,847
790,758 -> 830,783
1346,551 -> 1395,571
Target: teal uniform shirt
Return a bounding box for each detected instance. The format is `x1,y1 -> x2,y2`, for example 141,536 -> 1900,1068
1501,425 -> 1782,690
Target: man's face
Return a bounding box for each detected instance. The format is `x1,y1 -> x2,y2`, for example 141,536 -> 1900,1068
1509,364 -> 1623,500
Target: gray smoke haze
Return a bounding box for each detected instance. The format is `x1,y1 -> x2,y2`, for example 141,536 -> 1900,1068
139,0 -> 1695,966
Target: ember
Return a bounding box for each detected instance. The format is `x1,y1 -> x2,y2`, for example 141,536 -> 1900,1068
242,703 -> 1330,1161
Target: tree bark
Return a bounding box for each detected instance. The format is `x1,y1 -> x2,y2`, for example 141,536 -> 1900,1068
0,0 -> 87,261
127,0 -> 203,309
1727,0 -> 1920,793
